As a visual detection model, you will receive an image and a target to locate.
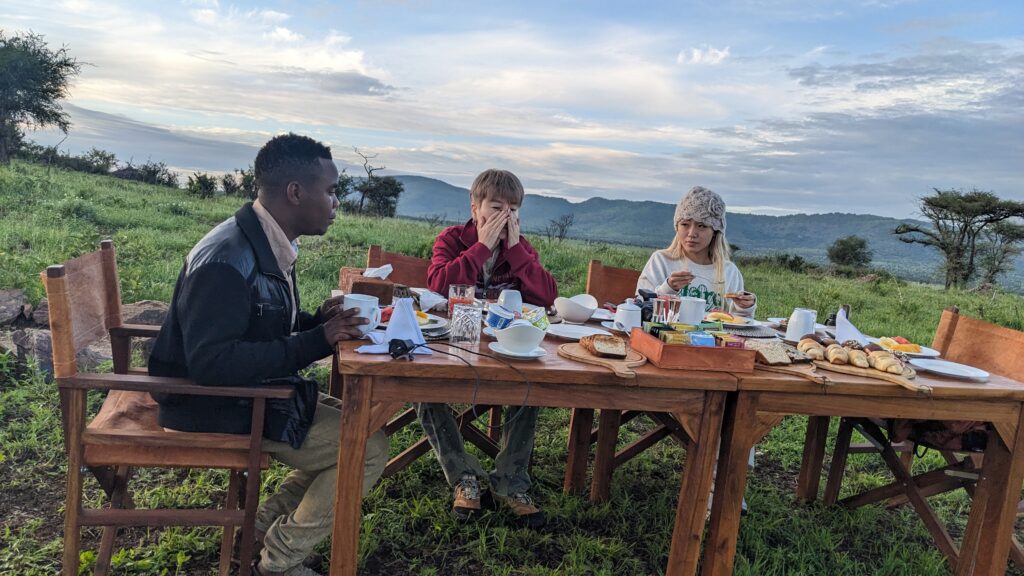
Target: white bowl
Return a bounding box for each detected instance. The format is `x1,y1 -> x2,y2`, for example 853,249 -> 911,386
494,321 -> 546,354
570,293 -> 599,309
554,295 -> 597,324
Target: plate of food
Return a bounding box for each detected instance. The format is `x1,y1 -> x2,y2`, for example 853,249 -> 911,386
867,336 -> 940,358
379,307 -> 448,330
704,311 -> 757,327
908,358 -> 988,381
546,323 -> 612,341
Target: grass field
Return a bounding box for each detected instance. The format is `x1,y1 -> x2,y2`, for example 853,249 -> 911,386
2,160 -> 1023,575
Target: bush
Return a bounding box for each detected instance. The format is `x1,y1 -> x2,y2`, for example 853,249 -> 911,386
736,253 -> 819,273
16,142 -> 117,174
827,235 -> 872,268
186,172 -> 218,198
220,173 -> 241,197
55,195 -> 99,223
112,160 -> 178,188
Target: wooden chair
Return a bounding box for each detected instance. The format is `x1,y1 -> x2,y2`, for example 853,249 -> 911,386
564,260 -> 694,501
46,241 -> 293,576
335,245 -> 502,477
821,307 -> 1024,567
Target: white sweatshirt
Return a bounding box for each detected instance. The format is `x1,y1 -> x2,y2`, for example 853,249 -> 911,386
636,250 -> 756,318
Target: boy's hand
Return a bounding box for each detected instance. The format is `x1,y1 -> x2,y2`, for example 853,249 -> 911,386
506,209 -> 520,248
323,307 -> 369,345
478,210 -> 508,250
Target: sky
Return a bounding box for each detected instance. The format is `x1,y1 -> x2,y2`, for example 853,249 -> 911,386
3,0 -> 1023,218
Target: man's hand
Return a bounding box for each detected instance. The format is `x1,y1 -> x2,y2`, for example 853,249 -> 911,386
667,270 -> 695,291
506,209 -> 520,248
323,307 -> 369,345
478,210 -> 509,250
318,295 -> 345,321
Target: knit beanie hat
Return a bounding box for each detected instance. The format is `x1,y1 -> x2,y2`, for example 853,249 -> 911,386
673,186 -> 726,232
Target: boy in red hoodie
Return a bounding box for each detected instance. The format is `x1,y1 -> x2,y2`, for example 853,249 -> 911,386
422,169 -> 557,528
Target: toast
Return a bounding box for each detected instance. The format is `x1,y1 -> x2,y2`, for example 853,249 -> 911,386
579,334 -> 628,359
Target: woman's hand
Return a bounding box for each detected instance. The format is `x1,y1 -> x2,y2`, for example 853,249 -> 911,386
667,270 -> 695,291
731,292 -> 757,309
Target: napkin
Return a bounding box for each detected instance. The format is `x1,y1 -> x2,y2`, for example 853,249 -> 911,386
355,297 -> 431,355
363,264 -> 393,279
835,307 -> 869,346
411,287 -> 447,312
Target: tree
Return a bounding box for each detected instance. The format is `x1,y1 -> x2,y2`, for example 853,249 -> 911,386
220,172 -> 241,197
353,147 -> 383,213
827,235 -> 872,268
0,32 -> 81,163
977,221 -> 1024,287
335,170 -> 360,213
544,213 -> 575,242
186,172 -> 218,198
894,189 -> 1024,289
358,175 -> 404,217
236,165 -> 258,199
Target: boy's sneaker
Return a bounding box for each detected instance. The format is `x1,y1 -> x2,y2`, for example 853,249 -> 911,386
452,474 -> 482,520
496,492 -> 545,529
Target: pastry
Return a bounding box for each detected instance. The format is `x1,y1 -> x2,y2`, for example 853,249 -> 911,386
825,343 -> 848,365
868,350 -> 904,374
846,348 -> 870,368
797,338 -> 825,360
580,334 -> 627,359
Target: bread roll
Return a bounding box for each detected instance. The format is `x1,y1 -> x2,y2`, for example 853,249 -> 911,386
579,335 -> 627,359
868,350 -> 903,374
825,344 -> 848,365
797,338 -> 825,360
846,348 -> 869,368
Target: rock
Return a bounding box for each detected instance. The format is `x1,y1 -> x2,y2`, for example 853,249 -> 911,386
122,300 -> 169,326
11,328 -> 111,379
33,299 -> 49,326
0,289 -> 28,326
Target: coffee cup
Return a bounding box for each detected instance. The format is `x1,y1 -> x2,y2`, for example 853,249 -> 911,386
497,289 -> 523,313
343,294 -> 382,336
785,308 -> 818,342
614,300 -> 642,332
677,296 -> 706,325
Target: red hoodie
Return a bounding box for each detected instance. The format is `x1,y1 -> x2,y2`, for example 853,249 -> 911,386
427,220 -> 558,308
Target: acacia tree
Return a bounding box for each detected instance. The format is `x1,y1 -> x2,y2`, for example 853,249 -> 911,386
0,31 -> 81,163
894,189 -> 1024,289
827,235 -> 872,268
977,221 -> 1024,287
351,147 -> 403,217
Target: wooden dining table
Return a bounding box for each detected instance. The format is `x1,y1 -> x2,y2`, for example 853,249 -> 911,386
701,363 -> 1024,576
327,334 -> 737,576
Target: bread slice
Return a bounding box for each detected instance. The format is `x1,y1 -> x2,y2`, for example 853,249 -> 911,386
579,335 -> 627,359
743,339 -> 792,365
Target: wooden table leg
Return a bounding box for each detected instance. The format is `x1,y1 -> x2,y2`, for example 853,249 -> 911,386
330,374 -> 374,576
666,391 -> 726,576
590,409 -> 622,503
564,408 -> 594,495
796,416 -> 830,503
702,392 -> 759,576
957,408 -> 1024,575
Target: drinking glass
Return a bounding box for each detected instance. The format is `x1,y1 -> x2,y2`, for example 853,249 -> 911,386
449,304 -> 482,347
448,283 -> 475,317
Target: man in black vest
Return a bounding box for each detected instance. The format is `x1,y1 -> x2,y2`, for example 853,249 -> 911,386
149,133 -> 387,576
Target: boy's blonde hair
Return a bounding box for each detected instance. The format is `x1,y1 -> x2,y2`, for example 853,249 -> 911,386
470,169 -> 524,206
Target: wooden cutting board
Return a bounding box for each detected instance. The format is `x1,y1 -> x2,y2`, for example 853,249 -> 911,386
812,360 -> 930,394
558,343 -> 647,378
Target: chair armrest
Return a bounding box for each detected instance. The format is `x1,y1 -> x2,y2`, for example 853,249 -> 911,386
109,324 -> 161,338
62,373 -> 296,399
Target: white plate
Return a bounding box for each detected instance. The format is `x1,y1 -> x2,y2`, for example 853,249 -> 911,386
600,320 -> 637,333
866,337 -> 941,358
909,358 -> 989,381
380,312 -> 448,331
705,316 -> 760,328
488,341 -> 546,359
591,308 -> 615,321
766,318 -> 832,334
546,323 -> 612,341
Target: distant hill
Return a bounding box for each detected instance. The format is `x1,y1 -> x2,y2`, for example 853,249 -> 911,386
393,174 -> 1024,292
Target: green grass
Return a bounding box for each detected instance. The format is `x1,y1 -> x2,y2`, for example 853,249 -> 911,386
1,160 -> 1023,575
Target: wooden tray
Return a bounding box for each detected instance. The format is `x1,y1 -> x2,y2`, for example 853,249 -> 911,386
629,328 -> 756,373
812,360 -> 930,394
558,343 -> 647,378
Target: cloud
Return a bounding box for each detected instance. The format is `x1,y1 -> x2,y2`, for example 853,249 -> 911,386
677,45 -> 731,65
266,27 -> 303,43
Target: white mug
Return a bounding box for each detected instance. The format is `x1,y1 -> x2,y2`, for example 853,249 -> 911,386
677,296 -> 706,325
785,308 -> 818,342
343,293 -> 382,336
497,289 -> 523,313
614,300 -> 642,332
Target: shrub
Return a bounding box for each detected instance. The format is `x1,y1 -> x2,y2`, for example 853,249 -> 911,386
186,172 -> 218,198
220,173 -> 241,197
827,235 -> 872,268
736,253 -> 819,273
112,160 -> 179,188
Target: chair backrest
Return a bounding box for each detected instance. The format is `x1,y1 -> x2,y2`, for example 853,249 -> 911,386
42,240 -> 123,379
366,245 -> 431,287
585,260 -> 641,307
931,306 -> 1024,379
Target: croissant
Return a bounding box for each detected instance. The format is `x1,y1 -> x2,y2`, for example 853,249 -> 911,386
846,348 -> 870,368
825,343 -> 848,365
868,350 -> 904,374
797,338 -> 825,360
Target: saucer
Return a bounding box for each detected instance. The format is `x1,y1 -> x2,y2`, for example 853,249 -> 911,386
601,320 -> 636,334
488,341 -> 546,359
591,308 -> 615,321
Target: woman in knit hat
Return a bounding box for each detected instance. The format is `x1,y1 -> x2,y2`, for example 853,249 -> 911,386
636,186 -> 757,317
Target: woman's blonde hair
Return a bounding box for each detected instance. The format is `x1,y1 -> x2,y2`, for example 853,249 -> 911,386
662,226 -> 732,295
